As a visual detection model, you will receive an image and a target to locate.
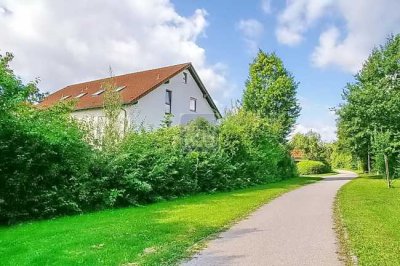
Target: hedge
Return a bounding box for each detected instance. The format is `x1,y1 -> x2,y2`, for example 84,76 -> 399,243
297,160 -> 331,175
0,109 -> 298,224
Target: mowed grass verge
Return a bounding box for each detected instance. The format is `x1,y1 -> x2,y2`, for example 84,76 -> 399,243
336,174 -> 400,265
0,177 -> 319,266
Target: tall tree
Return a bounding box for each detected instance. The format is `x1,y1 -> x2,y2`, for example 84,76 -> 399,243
337,34 -> 400,174
242,50 -> 301,140
289,131 -> 327,162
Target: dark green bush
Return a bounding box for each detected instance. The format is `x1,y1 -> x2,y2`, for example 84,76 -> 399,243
85,118 -> 235,207
0,106 -> 92,224
1,110 -> 297,224
0,53 -> 92,224
220,111 -> 296,182
297,160 -> 331,175
82,115 -> 297,209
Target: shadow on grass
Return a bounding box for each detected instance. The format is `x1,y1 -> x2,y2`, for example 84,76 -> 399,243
365,175 -> 385,180
322,176 -> 355,181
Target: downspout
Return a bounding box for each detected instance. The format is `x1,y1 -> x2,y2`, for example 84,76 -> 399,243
121,106 -> 127,135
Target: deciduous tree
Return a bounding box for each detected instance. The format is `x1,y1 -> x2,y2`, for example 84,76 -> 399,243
337,34 -> 400,179
242,50 -> 301,140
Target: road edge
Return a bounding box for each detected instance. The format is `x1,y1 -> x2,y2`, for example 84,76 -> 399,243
333,170 -> 358,266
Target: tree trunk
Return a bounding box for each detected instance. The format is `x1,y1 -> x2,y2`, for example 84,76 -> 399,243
367,151 -> 371,174
384,154 -> 391,188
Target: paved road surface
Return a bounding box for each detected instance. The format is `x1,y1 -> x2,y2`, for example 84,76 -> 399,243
182,170 -> 357,266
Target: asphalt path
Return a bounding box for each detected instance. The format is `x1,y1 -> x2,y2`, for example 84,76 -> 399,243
182,170 -> 357,266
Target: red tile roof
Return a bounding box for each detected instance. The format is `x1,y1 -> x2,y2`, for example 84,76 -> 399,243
39,63 -> 192,111
291,149 -> 304,160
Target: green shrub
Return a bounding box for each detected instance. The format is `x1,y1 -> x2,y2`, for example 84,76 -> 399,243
0,106 -> 92,224
85,118 -> 235,207
0,53 -> 93,224
220,111 -> 296,183
83,115 -> 297,209
297,160 -> 331,175
0,110 -> 298,224
330,150 -> 356,169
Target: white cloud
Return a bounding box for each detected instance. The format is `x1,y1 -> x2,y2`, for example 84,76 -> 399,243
236,19 -> 264,53
294,95 -> 337,142
261,0 -> 272,14
0,0 -> 232,104
275,0 -> 400,72
275,0 -> 332,46
312,0 -> 400,73
237,19 -> 264,39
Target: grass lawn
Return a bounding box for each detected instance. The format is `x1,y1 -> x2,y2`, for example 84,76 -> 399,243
336,173 -> 400,265
0,176 -> 319,266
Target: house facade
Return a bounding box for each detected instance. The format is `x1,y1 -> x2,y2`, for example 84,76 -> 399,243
39,63 -> 221,134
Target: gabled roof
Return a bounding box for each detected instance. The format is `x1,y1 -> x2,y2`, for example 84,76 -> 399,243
39,63 -> 221,117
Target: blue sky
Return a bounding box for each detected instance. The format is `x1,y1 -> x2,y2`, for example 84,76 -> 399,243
173,0 -> 351,140
172,0 -> 399,140
1,0 -> 399,141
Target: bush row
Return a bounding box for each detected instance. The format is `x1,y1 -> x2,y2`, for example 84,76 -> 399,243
0,108 -> 297,224
296,160 -> 331,175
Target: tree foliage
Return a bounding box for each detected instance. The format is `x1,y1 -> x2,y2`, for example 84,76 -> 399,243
289,131 -> 328,162
337,34 -> 400,185
0,53 -> 92,224
242,50 -> 301,140
329,142 -> 357,170
101,68 -> 124,152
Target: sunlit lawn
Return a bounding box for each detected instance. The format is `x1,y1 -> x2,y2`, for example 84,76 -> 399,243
337,174 -> 400,265
0,177 -> 319,266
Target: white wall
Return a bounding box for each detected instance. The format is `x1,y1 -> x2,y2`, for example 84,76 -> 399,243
71,69 -> 218,131
131,69 -> 217,127
71,108 -> 128,139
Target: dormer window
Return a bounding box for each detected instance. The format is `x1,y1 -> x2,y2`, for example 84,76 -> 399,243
60,95 -> 70,100
189,97 -> 196,112
75,92 -> 87,98
183,72 -> 188,84
92,89 -> 105,96
115,86 -> 126,92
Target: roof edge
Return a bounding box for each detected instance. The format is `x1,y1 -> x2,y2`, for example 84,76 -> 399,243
187,65 -> 222,119
125,63 -> 191,104
61,62 -> 191,90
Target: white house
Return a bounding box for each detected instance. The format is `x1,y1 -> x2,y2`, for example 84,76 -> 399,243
39,63 -> 221,133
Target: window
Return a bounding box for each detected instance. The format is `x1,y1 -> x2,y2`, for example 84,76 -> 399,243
75,92 -> 87,98
92,89 -> 105,96
183,72 -> 188,84
60,95 -> 70,100
189,97 -> 196,112
165,90 -> 172,114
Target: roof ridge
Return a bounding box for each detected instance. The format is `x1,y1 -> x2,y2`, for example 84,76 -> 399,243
64,62 -> 191,88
